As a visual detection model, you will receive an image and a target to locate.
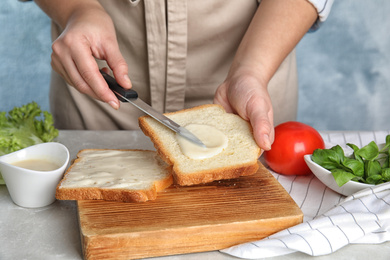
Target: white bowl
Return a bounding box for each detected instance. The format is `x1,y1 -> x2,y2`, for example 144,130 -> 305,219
304,154 -> 374,196
0,142 -> 70,208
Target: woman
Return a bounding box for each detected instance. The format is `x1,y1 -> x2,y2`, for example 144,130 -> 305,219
34,0 -> 333,152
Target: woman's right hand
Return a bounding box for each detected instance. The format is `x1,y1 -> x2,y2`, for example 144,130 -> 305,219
48,2 -> 131,109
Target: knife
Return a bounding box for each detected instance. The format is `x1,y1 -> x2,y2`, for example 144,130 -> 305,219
100,70 -> 206,148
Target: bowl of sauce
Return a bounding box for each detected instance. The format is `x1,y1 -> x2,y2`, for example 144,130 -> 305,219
0,142 -> 70,208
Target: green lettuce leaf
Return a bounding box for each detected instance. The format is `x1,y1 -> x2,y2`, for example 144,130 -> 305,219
0,102 -> 58,184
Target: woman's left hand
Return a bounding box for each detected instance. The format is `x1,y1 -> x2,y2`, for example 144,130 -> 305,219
214,68 -> 274,152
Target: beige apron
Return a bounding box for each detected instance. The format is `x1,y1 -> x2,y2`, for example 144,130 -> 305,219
49,0 -> 298,130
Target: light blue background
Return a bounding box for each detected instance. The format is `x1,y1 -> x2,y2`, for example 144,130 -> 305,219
1,0 -> 390,131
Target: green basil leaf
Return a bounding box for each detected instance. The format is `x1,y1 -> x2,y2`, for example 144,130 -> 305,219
387,148 -> 390,169
347,143 -> 363,162
330,145 -> 345,162
379,136 -> 390,153
356,141 -> 379,161
366,175 -> 383,185
386,147 -> 390,169
380,148 -> 390,168
382,168 -> 390,181
386,135 -> 390,147
331,169 -> 358,187
342,158 -> 364,177
312,148 -> 342,170
347,143 -> 359,152
365,160 -> 382,179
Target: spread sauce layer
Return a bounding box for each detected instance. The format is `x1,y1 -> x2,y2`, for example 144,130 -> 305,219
60,150 -> 166,189
176,124 -> 228,160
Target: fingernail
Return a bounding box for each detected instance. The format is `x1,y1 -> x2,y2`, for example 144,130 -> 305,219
263,134 -> 272,151
108,101 -> 119,110
124,74 -> 131,85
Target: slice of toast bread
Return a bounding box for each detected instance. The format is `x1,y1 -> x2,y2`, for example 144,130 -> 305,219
139,104 -> 261,186
56,149 -> 173,203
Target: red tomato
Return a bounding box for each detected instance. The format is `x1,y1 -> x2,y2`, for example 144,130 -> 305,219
263,121 -> 325,175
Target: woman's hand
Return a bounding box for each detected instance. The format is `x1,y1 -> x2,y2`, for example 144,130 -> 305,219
214,69 -> 274,152
36,0 -> 131,109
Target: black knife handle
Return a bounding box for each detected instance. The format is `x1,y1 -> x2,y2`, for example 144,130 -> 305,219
100,70 -> 138,102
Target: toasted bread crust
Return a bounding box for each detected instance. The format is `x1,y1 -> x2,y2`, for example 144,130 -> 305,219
138,121 -> 175,165
55,149 -> 173,203
172,161 -> 259,186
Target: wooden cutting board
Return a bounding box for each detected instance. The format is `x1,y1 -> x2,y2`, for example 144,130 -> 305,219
77,163 -> 303,260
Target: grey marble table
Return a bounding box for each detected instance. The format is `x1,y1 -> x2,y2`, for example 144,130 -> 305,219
1,130 -> 389,260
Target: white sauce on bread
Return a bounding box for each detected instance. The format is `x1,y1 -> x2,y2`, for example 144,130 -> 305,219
60,150 -> 167,189
176,124 -> 228,160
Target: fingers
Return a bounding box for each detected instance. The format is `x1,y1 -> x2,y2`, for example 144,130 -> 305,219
76,46 -> 122,107
105,47 -> 132,90
215,75 -> 275,152
49,9 -> 131,110
52,42 -> 121,110
248,106 -> 274,152
245,88 -> 274,151
51,40 -> 98,100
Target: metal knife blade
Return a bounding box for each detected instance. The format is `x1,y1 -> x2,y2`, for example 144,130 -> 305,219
100,70 -> 206,148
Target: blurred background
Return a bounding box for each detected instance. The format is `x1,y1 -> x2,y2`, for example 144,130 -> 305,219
1,0 -> 390,131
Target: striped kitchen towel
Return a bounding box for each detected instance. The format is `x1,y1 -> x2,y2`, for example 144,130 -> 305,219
221,131 -> 390,258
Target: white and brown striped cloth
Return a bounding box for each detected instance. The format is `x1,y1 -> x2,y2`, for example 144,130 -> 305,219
221,131 -> 390,258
